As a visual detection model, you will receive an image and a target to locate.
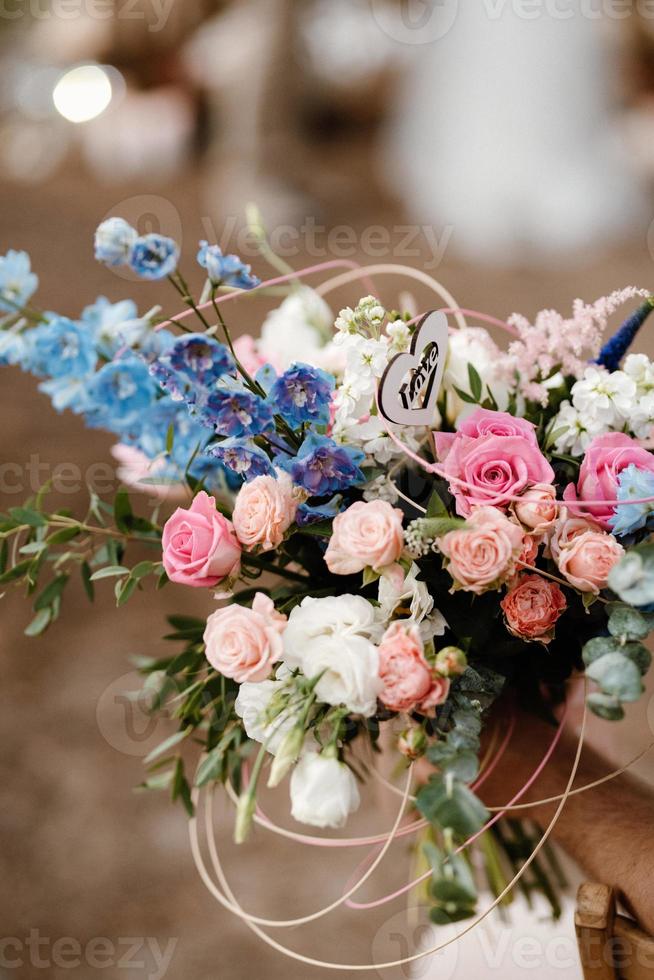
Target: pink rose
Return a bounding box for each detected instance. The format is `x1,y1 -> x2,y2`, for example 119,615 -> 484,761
434,408 -> 555,517
501,574 -> 567,644
232,334 -> 266,377
512,483 -> 558,535
111,444 -> 187,503
556,530 -> 624,595
325,500 -> 404,575
162,490 -> 241,588
378,622 -> 450,715
203,592 -> 286,682
436,506 -> 524,594
232,472 -> 298,552
563,432 -> 654,530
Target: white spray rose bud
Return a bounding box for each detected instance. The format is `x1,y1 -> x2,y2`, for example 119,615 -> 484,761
289,751 -> 360,829
267,724 -> 305,788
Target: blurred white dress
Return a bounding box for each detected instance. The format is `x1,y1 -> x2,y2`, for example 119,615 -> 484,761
385,2 -> 644,261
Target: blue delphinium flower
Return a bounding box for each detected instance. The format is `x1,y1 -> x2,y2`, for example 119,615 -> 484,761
85,357 -> 158,429
167,333 -> 235,387
130,234 -> 179,280
610,464 -> 654,537
197,241 -> 260,290
0,250 -> 39,313
0,328 -> 28,367
28,316 -> 97,378
205,438 -> 274,480
81,296 -> 146,356
296,494 -> 344,527
280,433 -> 364,496
94,218 -> 138,266
268,363 -> 334,428
197,387 -> 274,438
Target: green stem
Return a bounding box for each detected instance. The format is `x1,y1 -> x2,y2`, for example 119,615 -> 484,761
241,552 -> 310,584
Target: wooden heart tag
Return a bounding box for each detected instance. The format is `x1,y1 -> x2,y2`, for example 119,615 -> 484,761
378,310 -> 449,426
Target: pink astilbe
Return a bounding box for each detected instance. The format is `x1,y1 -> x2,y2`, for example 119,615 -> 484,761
503,287 -> 650,405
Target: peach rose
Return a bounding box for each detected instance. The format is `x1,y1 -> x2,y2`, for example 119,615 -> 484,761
501,574 -> 567,643
203,592 -> 286,682
378,622 -> 450,715
325,500 -> 404,575
556,530 -> 625,595
547,509 -> 602,562
512,483 -> 558,535
232,472 -> 298,551
162,490 -> 241,588
436,506 -> 524,594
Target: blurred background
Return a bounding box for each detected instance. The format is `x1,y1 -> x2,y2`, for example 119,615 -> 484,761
2,1 -> 654,978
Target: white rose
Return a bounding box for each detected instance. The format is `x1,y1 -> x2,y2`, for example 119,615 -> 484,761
258,287 -> 333,371
290,752 -> 360,828
378,563 -> 447,642
234,667 -> 296,755
282,595 -> 383,716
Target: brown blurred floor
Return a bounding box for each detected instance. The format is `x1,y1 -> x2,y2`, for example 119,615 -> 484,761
2,164 -> 654,980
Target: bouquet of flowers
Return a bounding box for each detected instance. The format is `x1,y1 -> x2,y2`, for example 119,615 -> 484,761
3,213 -> 654,969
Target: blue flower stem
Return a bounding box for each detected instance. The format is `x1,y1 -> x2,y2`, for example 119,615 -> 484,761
209,289 -> 301,452
209,288 -> 265,397
168,272 -> 213,333
0,295 -> 47,324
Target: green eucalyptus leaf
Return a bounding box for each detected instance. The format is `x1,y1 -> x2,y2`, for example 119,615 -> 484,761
582,636 -> 621,666
46,526 -> 81,546
607,604 -> 654,641
416,775 -> 489,838
90,565 -> 130,581
9,507 -> 47,528
81,562 -> 95,603
144,727 -> 192,766
586,692 -> 625,721
586,652 -> 644,702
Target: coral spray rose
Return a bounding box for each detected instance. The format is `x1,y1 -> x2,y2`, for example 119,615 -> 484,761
501,574 -> 566,643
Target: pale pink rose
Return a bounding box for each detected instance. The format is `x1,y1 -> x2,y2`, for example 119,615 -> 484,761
434,408 -> 554,517
232,334 -> 266,377
325,500 -> 404,575
111,444 -> 187,503
378,622 -> 449,715
512,483 -> 558,534
232,472 -> 298,552
547,509 -> 602,562
556,530 -> 624,595
203,592 -> 286,682
563,432 -> 654,529
518,533 -> 539,569
436,506 -> 524,594
501,574 -> 567,643
162,490 -> 241,588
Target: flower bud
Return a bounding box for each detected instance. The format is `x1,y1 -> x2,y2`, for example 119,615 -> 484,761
435,646 -> 467,677
267,724 -> 305,788
234,791 -> 256,844
398,726 -> 427,760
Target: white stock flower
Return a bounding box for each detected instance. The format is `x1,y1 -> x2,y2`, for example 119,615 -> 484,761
624,354 -> 654,439
234,667 -> 296,755
282,595 -> 383,716
258,287 -> 333,371
551,401 -> 603,457
443,327 -> 511,426
569,366 -> 635,429
363,474 -> 400,504
289,751 -> 360,828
